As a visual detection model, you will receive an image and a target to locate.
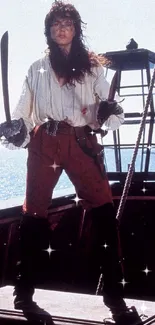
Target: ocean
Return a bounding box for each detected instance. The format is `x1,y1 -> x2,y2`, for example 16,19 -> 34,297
0,146 -> 75,209
0,145 -> 154,209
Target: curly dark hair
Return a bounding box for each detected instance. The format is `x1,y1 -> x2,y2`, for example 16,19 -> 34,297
44,1 -> 106,85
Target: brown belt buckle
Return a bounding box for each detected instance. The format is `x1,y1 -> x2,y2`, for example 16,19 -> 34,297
46,120 -> 59,136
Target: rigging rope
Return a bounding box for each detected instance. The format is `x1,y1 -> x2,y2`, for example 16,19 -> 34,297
116,67 -> 155,222
96,67 -> 155,295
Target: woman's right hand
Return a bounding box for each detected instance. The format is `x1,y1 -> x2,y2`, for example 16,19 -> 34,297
0,118 -> 27,147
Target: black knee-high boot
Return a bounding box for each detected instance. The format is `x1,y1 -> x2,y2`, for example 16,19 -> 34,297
91,203 -> 127,308
91,203 -> 142,324
13,214 -> 49,310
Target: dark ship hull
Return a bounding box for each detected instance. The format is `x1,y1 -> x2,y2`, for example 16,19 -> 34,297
0,180 -> 155,324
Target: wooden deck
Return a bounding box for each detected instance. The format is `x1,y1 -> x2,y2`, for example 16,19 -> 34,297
0,286 -> 155,324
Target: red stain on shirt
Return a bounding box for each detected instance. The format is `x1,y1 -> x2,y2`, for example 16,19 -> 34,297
81,107 -> 88,115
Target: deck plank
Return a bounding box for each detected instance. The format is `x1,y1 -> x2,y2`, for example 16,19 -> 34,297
0,286 -> 155,324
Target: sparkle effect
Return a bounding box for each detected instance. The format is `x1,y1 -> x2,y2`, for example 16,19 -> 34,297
142,187 -> 147,193
38,67 -> 47,74
49,161 -> 60,171
120,278 -> 128,287
102,242 -> 109,249
142,267 -> 152,275
43,244 -> 56,257
71,194 -> 83,206
147,145 -> 152,150
140,302 -> 149,314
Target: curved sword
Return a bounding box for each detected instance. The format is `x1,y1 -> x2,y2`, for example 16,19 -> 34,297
0,32 -> 25,139
1,31 -> 11,124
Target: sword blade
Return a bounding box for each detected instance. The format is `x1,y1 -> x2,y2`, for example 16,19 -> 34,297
108,70 -> 120,101
1,31 -> 11,124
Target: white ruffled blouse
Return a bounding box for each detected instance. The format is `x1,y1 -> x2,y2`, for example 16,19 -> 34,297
10,55 -> 124,148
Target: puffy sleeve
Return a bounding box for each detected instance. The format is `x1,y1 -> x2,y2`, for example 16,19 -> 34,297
5,66 -> 35,149
1,66 -> 35,150
93,65 -> 124,131
12,66 -> 34,133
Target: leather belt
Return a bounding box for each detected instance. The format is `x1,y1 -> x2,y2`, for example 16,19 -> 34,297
42,118 -> 106,178
42,119 -> 91,136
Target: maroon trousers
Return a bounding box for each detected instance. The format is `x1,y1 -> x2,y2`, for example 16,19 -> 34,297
15,125 -> 124,308
23,125 -> 112,217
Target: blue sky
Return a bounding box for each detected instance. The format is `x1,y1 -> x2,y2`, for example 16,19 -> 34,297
0,0 -> 155,143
